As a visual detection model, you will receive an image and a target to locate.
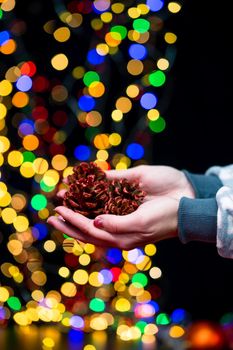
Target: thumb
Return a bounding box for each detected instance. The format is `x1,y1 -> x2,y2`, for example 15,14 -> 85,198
94,212 -> 139,234
105,167 -> 140,182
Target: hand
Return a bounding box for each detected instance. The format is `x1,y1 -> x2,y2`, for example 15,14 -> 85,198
47,195 -> 179,250
104,165 -> 195,201
47,165 -> 194,250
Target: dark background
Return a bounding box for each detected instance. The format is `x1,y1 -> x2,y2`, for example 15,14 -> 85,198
3,0 -> 232,324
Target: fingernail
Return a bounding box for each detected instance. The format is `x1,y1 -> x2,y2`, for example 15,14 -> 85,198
94,217 -> 103,229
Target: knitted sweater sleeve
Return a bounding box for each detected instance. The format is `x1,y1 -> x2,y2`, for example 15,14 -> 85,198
206,165 -> 233,259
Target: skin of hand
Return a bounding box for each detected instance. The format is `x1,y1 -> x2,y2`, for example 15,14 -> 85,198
47,165 -> 195,250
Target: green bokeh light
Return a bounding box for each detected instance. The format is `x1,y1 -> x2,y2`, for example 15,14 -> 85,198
7,296 -> 22,311
31,194 -> 47,210
132,273 -> 148,287
40,180 -> 56,192
110,25 -> 127,39
23,151 -> 36,162
133,19 -> 150,33
149,70 -> 166,87
156,313 -> 170,325
136,320 -> 147,333
83,71 -> 100,87
89,298 -> 105,312
149,117 -> 166,133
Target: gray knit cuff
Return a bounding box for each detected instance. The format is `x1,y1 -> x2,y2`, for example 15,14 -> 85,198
183,170 -> 223,198
178,197 -> 218,244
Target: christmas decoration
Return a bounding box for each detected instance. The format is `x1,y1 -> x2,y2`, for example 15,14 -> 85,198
63,162 -> 146,218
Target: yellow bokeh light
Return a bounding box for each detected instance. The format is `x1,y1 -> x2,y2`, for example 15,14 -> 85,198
91,18 -> 103,31
43,169 -> 60,186
44,240 -> 56,253
109,133 -> 121,146
11,193 -> 27,211
168,1 -> 182,13
33,158 -> 49,174
89,272 -> 103,287
164,32 -> 177,44
100,12 -> 112,23
149,267 -> 162,279
157,58 -> 169,70
128,7 -> 141,18
96,43 -> 109,56
7,239 -> 23,255
31,270 -> 47,286
51,154 -> 68,171
147,109 -> 160,121
144,244 -> 157,256
127,59 -> 144,76
53,27 -> 71,42
31,290 -> 44,302
115,97 -> 132,113
20,162 -> 36,178
72,66 -> 85,79
0,79 -> 13,96
111,109 -> 123,122
0,287 -> 10,302
84,243 -> 95,254
93,134 -> 110,150
137,4 -> 150,14
0,136 -> 10,152
96,149 -> 108,161
60,282 -> 77,297
84,345 -> 96,350
126,84 -> 140,98
7,150 -> 23,167
115,298 -> 131,312
58,267 -> 70,278
0,153 -> 4,166
79,254 -> 91,266
0,192 -> 11,207
51,53 -> 69,71
1,207 -> 17,224
144,324 -> 158,335
73,269 -> 89,285
90,316 -> 108,331
169,325 -> 185,338
42,337 -> 55,348
63,166 -> 74,179
66,13 -> 83,28
0,103 -> 7,119
13,215 -> 29,232
111,3 -> 124,14
5,66 -> 21,82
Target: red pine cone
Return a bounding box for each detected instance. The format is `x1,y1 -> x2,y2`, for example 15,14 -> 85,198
63,162 -> 146,218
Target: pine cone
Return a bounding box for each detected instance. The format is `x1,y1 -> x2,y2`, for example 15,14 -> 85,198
63,162 -> 146,218
105,179 -> 146,215
63,176 -> 109,218
67,161 -> 106,185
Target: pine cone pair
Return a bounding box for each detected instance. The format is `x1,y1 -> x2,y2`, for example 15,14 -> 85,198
63,162 -> 146,218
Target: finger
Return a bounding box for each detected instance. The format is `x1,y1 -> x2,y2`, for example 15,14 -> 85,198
62,177 -> 69,184
105,167 -> 140,182
56,189 -> 67,198
94,211 -> 140,234
53,206 -> 119,244
47,216 -> 104,246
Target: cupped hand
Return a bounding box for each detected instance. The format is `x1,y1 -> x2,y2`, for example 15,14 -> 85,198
47,195 -> 179,250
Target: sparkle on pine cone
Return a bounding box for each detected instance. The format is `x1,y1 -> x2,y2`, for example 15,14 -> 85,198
63,162 -> 146,218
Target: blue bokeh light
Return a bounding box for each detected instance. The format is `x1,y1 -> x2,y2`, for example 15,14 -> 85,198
100,269 -> 113,284
0,30 -> 10,45
16,75 -> 32,92
146,0 -> 164,12
74,145 -> 91,161
78,95 -> 96,112
140,93 -> 157,109
87,48 -> 105,65
129,44 -> 147,60
106,248 -> 122,264
126,143 -> 144,160
32,223 -> 48,240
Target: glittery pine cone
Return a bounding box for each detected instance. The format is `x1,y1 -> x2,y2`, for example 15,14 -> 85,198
63,162 -> 146,218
